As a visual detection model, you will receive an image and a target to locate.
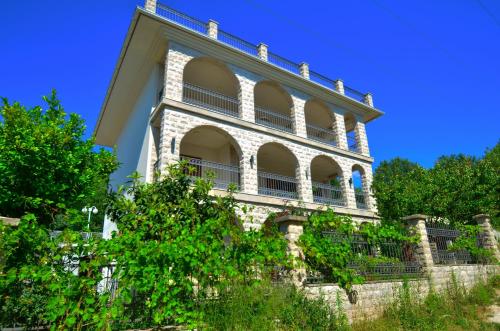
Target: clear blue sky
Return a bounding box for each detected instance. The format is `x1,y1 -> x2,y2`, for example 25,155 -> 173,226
1,0 -> 499,168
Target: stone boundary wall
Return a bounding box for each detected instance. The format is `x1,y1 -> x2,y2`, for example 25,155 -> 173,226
304,264 -> 499,322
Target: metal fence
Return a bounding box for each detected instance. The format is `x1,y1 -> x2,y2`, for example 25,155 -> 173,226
306,124 -> 337,146
183,82 -> 239,117
258,171 -> 298,199
255,106 -> 294,133
154,3 -> 373,107
267,51 -> 300,74
355,190 -> 367,209
182,157 -> 240,190
425,222 -> 485,265
312,182 -> 345,206
156,3 -> 207,34
50,231 -> 103,240
347,131 -> 359,153
307,232 -> 421,283
218,29 -> 258,56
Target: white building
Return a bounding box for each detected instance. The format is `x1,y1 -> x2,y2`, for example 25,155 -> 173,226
94,1 -> 384,229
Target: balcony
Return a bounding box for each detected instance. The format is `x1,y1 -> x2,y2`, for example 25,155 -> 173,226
182,82 -> 239,118
258,171 -> 298,199
306,124 -> 337,146
312,182 -> 345,206
255,106 -> 294,133
182,157 -> 240,190
355,190 -> 367,209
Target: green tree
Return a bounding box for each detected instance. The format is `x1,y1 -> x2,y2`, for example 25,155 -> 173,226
0,91 -> 117,228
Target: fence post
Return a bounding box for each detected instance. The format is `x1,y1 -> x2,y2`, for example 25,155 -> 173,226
363,92 -> 374,107
144,0 -> 157,12
257,43 -> 268,61
299,62 -> 309,79
207,20 -> 218,39
473,214 -> 500,261
275,214 -> 307,287
403,214 -> 434,272
335,79 -> 345,95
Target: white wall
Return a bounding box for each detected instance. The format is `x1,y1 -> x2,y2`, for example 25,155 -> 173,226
109,65 -> 160,189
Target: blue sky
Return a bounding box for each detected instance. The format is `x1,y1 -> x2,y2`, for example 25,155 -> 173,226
1,0 -> 499,168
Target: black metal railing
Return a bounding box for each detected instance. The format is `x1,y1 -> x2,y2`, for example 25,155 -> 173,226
306,124 -> 337,146
154,3 -> 373,107
355,190 -> 367,209
347,131 -> 359,153
312,182 -> 345,206
306,232 -> 422,283
255,106 -> 294,133
258,171 -> 298,199
182,157 -> 240,190
426,222 -> 485,265
50,231 -> 103,240
182,82 -> 239,117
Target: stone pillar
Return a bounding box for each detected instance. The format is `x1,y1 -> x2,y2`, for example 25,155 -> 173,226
343,168 -> 357,209
402,214 -> 434,272
297,163 -> 313,203
354,120 -> 370,156
276,215 -> 307,287
207,20 -> 218,39
299,62 -> 309,79
473,214 -> 500,261
289,93 -> 307,138
144,0 -> 156,12
335,79 -> 345,95
333,112 -> 348,150
257,43 -> 268,61
363,92 -> 374,107
241,153 -> 258,195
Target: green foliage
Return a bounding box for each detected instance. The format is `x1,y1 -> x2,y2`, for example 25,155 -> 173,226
449,224 -> 495,263
298,209 -> 417,290
352,275 -> 500,331
373,142 -> 500,226
0,162 -> 292,329
0,91 -> 117,228
200,281 -> 349,330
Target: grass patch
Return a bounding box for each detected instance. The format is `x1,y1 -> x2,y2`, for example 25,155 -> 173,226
352,274 -> 500,331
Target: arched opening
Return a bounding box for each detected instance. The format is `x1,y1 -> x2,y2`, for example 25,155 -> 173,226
344,113 -> 359,152
257,143 -> 298,199
310,155 -> 345,206
352,165 -> 368,209
254,81 -> 294,133
180,126 -> 241,189
305,99 -> 336,146
183,57 -> 240,117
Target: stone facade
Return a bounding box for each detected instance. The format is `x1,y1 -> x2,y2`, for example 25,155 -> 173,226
155,41 -> 377,225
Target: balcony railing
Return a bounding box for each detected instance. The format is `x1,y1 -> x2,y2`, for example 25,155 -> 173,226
258,171 -> 298,199
306,124 -> 337,146
182,157 -> 240,190
154,3 -> 372,106
255,106 -> 294,133
312,182 -> 345,206
182,82 -> 239,117
50,231 -> 103,240
347,132 -> 359,153
355,190 -> 367,209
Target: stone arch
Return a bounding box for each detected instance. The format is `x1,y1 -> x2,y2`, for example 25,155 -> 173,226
304,99 -> 337,145
182,57 -> 241,117
351,164 -> 368,209
179,125 -> 242,190
310,155 -> 346,206
254,80 -> 295,133
256,142 -> 299,199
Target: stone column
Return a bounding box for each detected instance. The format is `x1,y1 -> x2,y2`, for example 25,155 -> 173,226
299,62 -> 309,79
335,79 -> 345,95
276,215 -> 307,287
354,120 -> 370,156
257,43 -> 268,61
207,20 -> 218,39
363,93 -> 374,107
333,112 -> 348,150
343,168 -> 357,209
144,0 -> 156,12
402,214 -> 434,272
473,214 -> 500,261
297,162 -> 313,203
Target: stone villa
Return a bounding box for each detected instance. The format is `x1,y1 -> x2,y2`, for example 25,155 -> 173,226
94,0 -> 384,232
